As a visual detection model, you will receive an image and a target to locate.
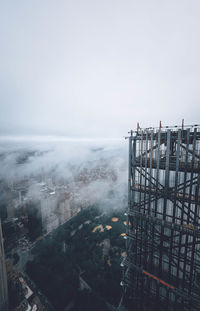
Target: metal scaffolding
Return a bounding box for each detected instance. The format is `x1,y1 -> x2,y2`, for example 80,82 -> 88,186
121,125 -> 200,311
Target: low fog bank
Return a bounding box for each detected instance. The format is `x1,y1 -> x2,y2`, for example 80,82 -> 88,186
0,137 -> 128,212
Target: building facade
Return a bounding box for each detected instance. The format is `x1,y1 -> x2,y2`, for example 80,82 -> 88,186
0,219 -> 8,311
122,125 -> 200,310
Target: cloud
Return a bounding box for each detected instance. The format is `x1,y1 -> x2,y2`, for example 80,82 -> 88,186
0,138 -> 128,211
0,0 -> 200,137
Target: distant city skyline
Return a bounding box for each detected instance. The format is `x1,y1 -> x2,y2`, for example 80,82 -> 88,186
0,0 -> 200,138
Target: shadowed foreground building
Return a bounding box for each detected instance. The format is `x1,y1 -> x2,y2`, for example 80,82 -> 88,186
0,219 -> 8,311
122,125 -> 200,310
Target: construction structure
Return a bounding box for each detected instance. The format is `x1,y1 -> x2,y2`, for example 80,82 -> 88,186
0,219 -> 9,311
121,124 -> 200,310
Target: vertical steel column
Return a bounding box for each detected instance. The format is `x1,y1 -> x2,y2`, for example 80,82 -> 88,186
168,129 -> 181,282
148,130 -> 153,215
164,130 -> 171,219
173,129 -> 181,222
139,131 -> 144,210
181,129 -> 191,292
127,132 -> 133,266
185,128 -> 197,293
155,130 -> 161,217
128,132 -> 133,210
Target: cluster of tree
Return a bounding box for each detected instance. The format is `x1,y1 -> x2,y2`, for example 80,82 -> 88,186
71,290 -> 111,311
26,205 -> 126,310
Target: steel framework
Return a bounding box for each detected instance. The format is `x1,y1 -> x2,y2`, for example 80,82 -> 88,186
121,125 -> 200,311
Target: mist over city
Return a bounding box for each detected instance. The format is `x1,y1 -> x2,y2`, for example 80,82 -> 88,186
0,137 -> 128,222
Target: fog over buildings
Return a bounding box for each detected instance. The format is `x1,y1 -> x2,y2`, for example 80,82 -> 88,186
0,138 -> 127,234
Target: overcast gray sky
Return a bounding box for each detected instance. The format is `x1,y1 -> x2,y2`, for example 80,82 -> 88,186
0,0 -> 200,138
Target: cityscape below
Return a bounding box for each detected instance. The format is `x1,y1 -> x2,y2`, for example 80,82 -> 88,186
0,138 -> 127,311
1,124 -> 200,311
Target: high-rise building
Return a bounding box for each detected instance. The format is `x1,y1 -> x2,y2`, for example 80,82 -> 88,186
122,125 -> 200,310
0,219 -> 9,311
